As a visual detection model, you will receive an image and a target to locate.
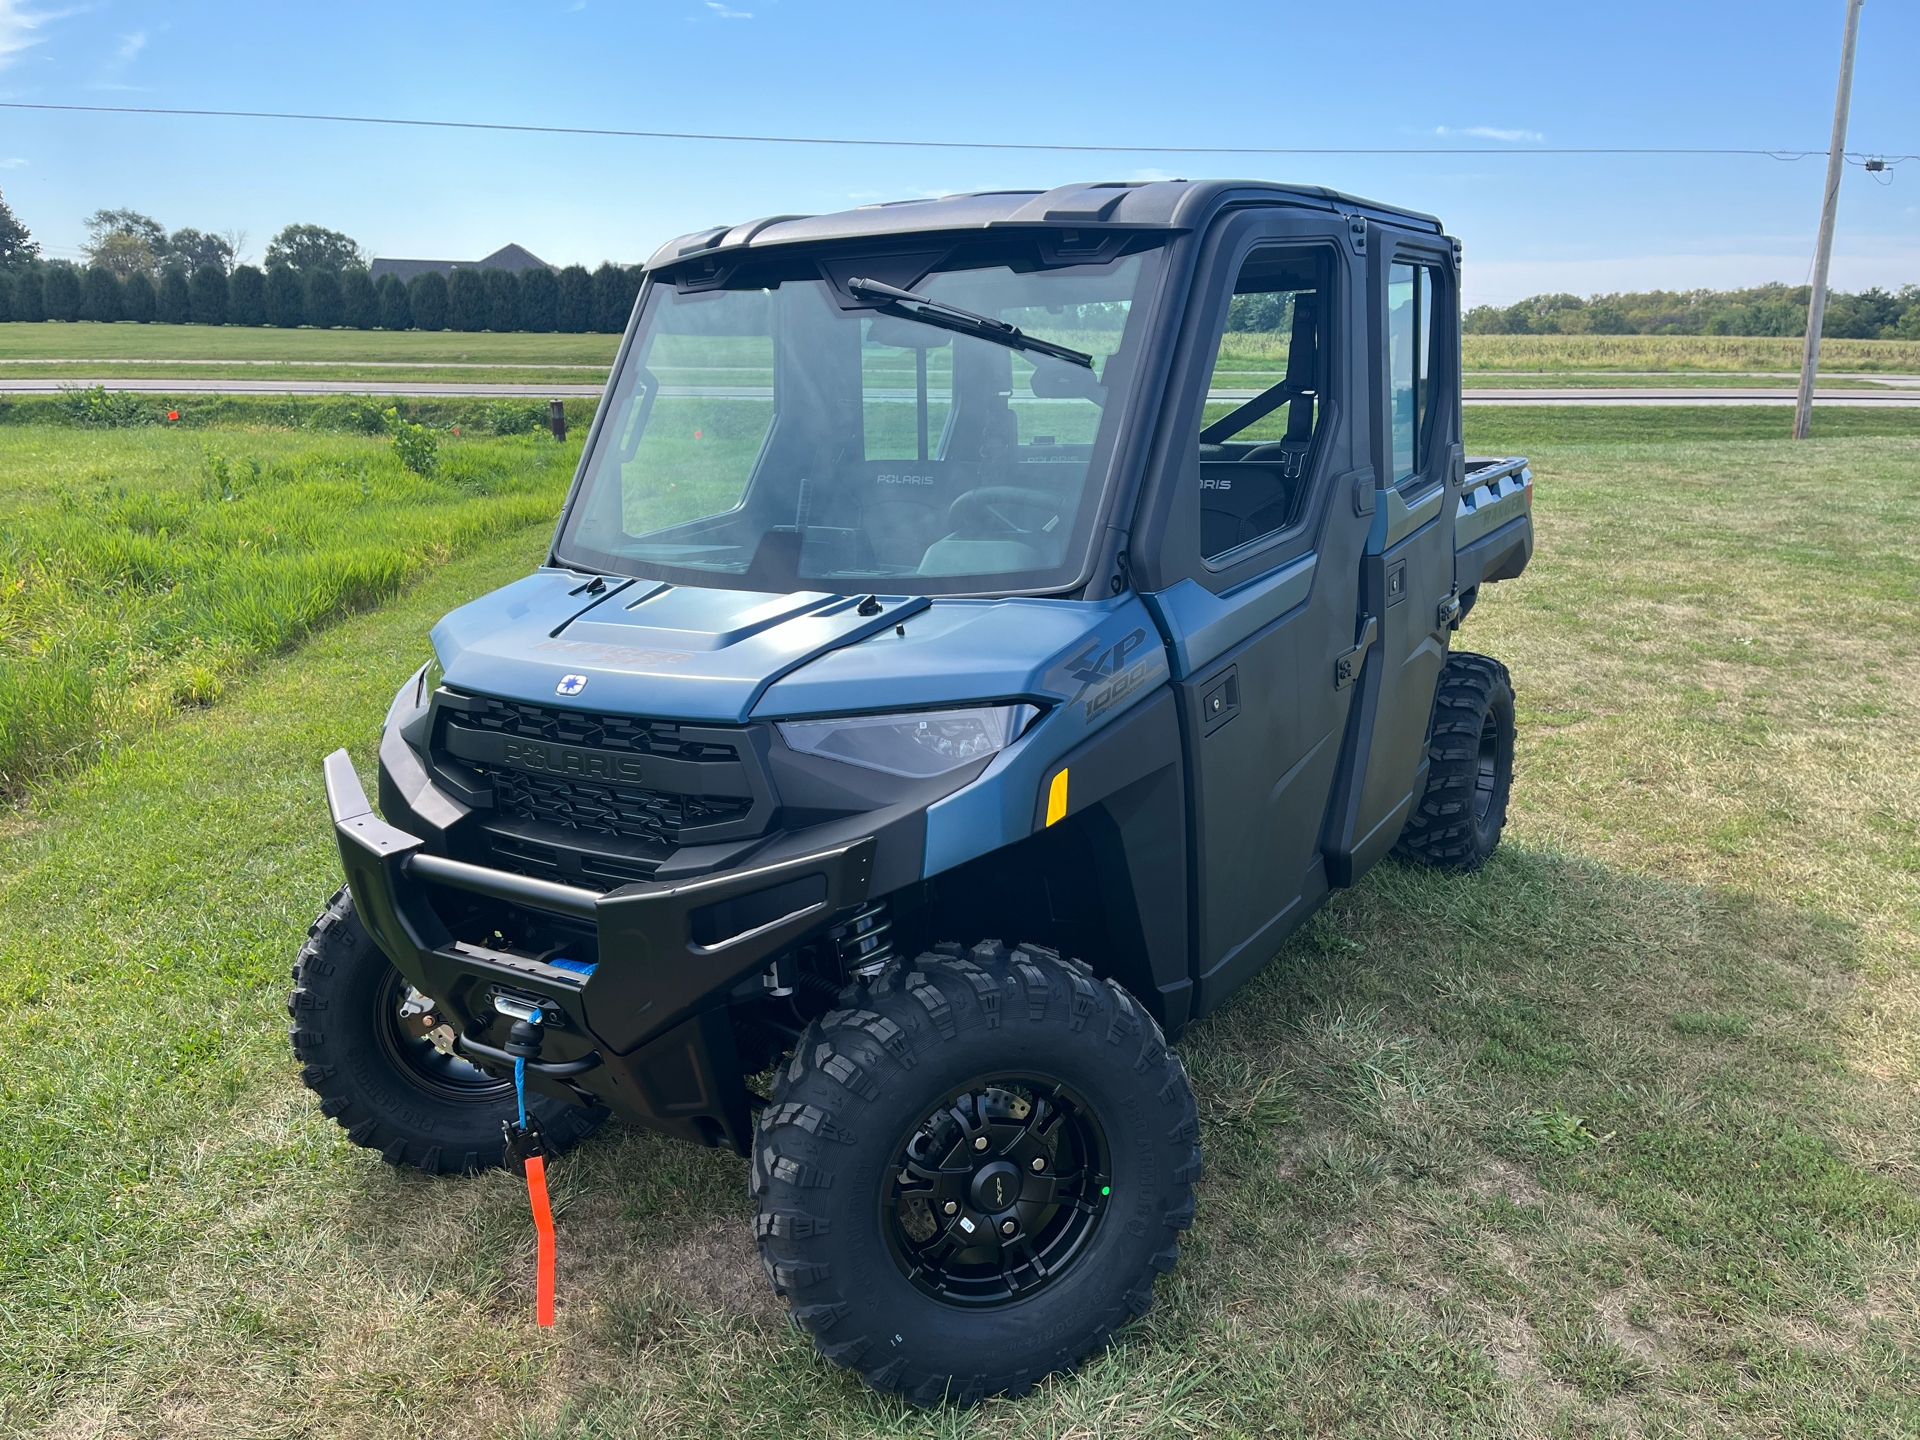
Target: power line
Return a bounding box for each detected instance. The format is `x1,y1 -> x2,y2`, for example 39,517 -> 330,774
1,100 -> 1912,162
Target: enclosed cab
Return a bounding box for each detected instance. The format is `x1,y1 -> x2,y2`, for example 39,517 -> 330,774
292,179 -> 1533,1403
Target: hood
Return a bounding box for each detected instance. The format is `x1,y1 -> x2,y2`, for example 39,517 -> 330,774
432,570 -> 1149,724
433,572 -> 927,722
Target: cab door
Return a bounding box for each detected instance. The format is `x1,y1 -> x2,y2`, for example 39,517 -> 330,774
1131,208 -> 1374,1018
1322,242 -> 1462,884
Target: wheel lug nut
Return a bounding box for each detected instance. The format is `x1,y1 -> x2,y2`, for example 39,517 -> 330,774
1030,1156 -> 1045,1172
973,1136 -> 988,1151
1000,1219 -> 1017,1236
943,1201 -> 957,1215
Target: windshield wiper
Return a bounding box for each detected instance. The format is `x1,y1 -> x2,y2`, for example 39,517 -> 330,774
847,277 -> 1095,370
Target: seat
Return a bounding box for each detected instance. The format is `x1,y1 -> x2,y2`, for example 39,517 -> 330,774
1198,461 -> 1294,561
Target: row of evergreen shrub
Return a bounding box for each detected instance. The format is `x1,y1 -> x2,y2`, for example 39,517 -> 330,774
0,260 -> 643,333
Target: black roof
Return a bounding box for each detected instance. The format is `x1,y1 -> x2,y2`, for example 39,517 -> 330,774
644,179 -> 1443,272
369,243 -> 552,283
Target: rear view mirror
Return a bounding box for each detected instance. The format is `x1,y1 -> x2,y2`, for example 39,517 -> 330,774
1028,355 -> 1107,406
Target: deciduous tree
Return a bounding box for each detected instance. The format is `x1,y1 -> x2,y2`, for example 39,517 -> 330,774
167,228 -> 235,276
0,190 -> 37,270
81,208 -> 161,276
264,223 -> 365,276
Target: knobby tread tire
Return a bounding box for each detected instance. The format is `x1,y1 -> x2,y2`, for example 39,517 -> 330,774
288,886 -> 603,1175
751,941 -> 1201,1403
1394,650 -> 1515,872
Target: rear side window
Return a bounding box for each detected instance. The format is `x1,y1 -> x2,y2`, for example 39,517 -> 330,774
1192,247 -> 1331,565
1388,262 -> 1438,486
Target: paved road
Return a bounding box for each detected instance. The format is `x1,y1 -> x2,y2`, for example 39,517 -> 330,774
2,377 -> 1918,406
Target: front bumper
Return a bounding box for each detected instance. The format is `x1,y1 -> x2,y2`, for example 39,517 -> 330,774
325,748 -> 874,1152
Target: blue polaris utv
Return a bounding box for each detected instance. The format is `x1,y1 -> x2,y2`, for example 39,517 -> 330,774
293,179 -> 1533,1402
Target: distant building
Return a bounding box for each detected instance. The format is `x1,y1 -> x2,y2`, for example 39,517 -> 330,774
369,243 -> 551,284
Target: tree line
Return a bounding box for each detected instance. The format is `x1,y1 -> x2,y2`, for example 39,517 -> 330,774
0,194 -> 642,333
1465,282 -> 1920,340
0,257 -> 644,332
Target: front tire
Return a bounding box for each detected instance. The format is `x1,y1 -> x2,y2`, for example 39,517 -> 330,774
1395,651 -> 1515,871
751,941 -> 1200,1403
288,886 -> 604,1174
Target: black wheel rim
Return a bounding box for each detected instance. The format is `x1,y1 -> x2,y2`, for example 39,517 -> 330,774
371,966 -> 513,1104
1474,710 -> 1502,822
881,1074 -> 1111,1307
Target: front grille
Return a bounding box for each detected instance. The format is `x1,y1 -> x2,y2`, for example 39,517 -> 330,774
453,693 -> 739,761
486,831 -> 660,890
491,767 -> 754,849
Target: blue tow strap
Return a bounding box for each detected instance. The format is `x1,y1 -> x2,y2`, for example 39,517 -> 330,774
514,1055 -> 528,1128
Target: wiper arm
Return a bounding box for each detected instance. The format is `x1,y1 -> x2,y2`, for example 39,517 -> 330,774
847,277 -> 1095,370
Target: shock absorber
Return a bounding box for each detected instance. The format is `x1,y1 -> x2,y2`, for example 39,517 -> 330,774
831,898 -> 894,980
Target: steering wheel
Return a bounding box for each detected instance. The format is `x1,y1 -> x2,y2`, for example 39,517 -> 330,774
946,486 -> 1061,537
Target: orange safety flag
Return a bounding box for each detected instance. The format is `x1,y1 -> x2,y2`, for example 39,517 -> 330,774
526,1154 -> 556,1326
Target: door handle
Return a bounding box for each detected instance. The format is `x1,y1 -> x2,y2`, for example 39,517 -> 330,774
1334,615 -> 1377,690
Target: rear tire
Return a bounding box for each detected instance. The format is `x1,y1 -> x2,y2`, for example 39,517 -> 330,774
288,886 -> 604,1175
750,941 -> 1200,1404
1395,651 -> 1515,871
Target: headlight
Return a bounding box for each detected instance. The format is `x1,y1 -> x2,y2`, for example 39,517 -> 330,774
419,654 -> 444,706
776,704 -> 1038,778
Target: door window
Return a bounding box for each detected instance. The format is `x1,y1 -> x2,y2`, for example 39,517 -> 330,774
1388,262 -> 1437,486
1192,248 -> 1330,564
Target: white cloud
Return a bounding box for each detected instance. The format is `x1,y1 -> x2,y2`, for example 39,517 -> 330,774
0,1 -> 61,71
704,1 -> 752,14
0,156 -> 24,167
1435,125 -> 1545,144
88,26 -> 146,89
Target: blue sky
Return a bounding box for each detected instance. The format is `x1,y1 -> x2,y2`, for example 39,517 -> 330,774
0,0 -> 1914,307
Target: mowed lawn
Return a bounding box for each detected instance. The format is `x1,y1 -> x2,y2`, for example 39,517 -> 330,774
0,409 -> 1917,1437
0,322 -> 621,366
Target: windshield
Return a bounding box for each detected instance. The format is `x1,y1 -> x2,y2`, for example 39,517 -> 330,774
554,246 -> 1163,595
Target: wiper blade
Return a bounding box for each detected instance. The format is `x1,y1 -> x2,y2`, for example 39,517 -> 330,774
848,276 -> 1095,370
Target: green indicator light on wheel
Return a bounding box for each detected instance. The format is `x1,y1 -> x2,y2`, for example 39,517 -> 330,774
1101,1186 -> 1111,1195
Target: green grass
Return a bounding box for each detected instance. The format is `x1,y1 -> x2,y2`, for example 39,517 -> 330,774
0,321 -> 620,365
0,422 -> 581,792
0,407 -> 1917,1436
1215,331 -> 1920,375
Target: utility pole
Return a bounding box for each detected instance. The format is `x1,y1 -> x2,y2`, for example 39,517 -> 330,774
1794,0 -> 1865,440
